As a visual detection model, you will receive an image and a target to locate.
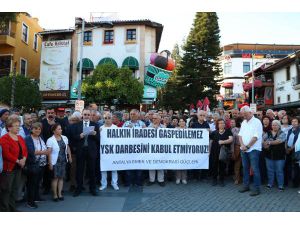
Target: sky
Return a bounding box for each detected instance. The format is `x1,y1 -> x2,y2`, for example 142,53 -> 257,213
24,11 -> 300,52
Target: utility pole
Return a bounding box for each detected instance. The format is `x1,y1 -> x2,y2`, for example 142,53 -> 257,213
10,62 -> 17,108
77,18 -> 85,100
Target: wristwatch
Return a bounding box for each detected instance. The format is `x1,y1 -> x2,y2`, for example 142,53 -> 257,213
246,145 -> 250,149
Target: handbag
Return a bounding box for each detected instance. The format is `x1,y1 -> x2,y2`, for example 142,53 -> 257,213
219,145 -> 230,162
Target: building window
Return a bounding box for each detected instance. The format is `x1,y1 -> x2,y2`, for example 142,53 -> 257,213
126,29 -> 136,41
84,31 -> 92,43
0,55 -> 11,77
286,66 -> 290,81
277,96 -> 280,104
298,92 -> 300,100
33,33 -> 38,51
20,58 -> 27,76
22,23 -> 29,43
287,94 -> 291,102
243,62 -> 251,73
224,62 -> 232,74
225,88 -> 233,97
104,30 -> 114,44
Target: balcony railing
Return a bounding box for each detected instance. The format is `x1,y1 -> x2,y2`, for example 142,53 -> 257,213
0,30 -> 15,38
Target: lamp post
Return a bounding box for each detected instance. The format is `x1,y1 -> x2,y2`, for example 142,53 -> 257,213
77,18 -> 85,100
251,53 -> 255,104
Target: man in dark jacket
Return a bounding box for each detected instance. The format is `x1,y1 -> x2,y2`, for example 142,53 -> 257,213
71,109 -> 100,196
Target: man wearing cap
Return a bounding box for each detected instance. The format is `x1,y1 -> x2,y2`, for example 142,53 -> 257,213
238,105 -> 263,196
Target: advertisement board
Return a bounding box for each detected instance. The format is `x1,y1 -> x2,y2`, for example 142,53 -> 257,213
39,40 -> 71,91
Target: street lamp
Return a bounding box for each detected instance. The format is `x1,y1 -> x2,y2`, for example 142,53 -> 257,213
76,17 -> 113,100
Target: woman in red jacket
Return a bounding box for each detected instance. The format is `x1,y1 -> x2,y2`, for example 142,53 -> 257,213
0,116 -> 28,212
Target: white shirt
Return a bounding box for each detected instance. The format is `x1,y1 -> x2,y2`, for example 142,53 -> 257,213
287,129 -> 295,148
83,120 -> 90,128
46,135 -> 69,165
239,116 -> 263,152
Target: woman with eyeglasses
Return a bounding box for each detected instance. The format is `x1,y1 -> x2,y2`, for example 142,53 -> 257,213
99,112 -> 119,191
47,123 -> 72,201
0,115 -> 28,211
24,122 -> 50,208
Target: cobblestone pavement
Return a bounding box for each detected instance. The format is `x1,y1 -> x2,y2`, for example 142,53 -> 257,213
17,178 -> 300,212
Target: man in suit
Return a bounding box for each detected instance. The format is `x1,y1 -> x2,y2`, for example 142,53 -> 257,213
72,109 -> 100,196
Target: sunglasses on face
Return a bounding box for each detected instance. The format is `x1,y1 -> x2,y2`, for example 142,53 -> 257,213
104,117 -> 111,119
83,114 -> 90,116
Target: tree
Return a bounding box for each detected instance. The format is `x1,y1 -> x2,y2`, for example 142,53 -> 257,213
175,12 -> 222,109
0,75 -> 42,111
82,64 -> 144,106
0,13 -> 19,31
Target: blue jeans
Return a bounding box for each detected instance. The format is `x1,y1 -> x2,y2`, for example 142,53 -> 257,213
241,150 -> 261,191
265,158 -> 285,188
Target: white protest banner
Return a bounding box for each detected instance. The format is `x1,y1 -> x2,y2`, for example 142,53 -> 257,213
75,100 -> 84,113
100,128 -> 209,171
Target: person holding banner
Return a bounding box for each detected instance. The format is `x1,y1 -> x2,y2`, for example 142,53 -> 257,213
147,113 -> 166,187
99,112 -> 119,191
122,109 -> 146,187
210,119 -> 233,187
175,117 -> 188,185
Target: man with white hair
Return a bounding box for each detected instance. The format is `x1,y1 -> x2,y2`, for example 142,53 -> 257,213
266,109 -> 275,120
238,105 -> 263,196
277,110 -> 286,121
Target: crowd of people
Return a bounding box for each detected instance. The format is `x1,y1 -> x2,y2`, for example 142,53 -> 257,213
0,103 -> 300,211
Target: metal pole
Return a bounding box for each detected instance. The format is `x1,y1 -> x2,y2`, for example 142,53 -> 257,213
10,62 -> 16,108
77,19 -> 85,100
251,53 -> 254,104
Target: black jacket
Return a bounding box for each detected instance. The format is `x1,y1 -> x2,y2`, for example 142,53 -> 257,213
69,121 -> 100,153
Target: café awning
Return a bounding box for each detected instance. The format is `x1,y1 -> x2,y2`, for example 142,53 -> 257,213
98,57 -> 118,68
122,56 -> 139,69
76,58 -> 94,71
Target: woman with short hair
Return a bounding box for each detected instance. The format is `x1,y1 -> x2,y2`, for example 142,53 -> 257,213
0,116 -> 28,211
263,120 -> 286,191
175,117 -> 188,185
24,122 -> 49,208
47,123 -> 72,201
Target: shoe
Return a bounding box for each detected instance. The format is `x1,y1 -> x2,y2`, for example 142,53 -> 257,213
99,186 -> 107,191
234,180 -> 239,185
278,187 -> 284,192
146,181 -> 155,186
90,190 -> 98,196
35,198 -> 46,203
219,180 -> 225,187
58,196 -> 64,201
52,197 -> 59,202
158,181 -> 165,187
249,190 -> 260,196
112,184 -> 119,191
239,186 -> 250,193
176,179 -> 180,185
211,179 -> 217,186
73,190 -> 81,197
27,202 -> 38,209
266,184 -> 272,189
182,180 -> 187,185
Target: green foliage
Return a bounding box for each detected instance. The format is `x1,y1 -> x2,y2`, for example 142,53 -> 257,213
0,75 -> 42,111
82,64 -> 143,105
160,12 -> 222,110
0,12 -> 19,30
